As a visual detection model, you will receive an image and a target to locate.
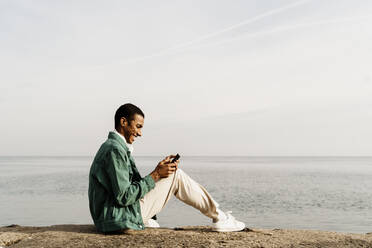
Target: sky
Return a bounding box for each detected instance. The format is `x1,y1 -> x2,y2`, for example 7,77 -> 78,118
1,0 -> 372,156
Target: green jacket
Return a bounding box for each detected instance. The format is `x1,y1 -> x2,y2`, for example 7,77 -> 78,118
88,132 -> 155,232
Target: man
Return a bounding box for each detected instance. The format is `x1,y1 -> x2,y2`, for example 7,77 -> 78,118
88,103 -> 245,233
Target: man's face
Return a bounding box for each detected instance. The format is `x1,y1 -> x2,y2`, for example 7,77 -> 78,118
123,114 -> 144,144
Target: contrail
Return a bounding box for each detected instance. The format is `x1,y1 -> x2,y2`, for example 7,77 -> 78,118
188,15 -> 372,50
120,0 -> 313,64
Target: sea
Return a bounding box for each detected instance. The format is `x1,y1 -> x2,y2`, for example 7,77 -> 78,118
0,156 -> 371,233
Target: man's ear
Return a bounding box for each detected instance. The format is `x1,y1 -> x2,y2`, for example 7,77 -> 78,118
121,117 -> 127,127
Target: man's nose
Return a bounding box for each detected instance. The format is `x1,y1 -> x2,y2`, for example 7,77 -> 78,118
137,130 -> 142,137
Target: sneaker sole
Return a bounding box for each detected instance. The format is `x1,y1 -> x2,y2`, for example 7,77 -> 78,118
212,224 -> 246,232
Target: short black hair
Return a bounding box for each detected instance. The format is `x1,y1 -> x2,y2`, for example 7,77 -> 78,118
114,103 -> 145,128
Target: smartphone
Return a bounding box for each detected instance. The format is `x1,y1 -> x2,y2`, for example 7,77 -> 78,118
171,154 -> 180,163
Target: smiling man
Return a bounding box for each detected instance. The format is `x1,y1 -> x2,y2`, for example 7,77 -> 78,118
88,103 -> 245,233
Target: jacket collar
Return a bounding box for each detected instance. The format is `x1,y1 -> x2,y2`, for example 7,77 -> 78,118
108,131 -> 133,154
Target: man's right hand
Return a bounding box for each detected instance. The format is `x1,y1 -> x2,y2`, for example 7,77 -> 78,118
150,155 -> 179,182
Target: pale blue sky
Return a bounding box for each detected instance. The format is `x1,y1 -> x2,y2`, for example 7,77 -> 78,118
1,0 -> 372,156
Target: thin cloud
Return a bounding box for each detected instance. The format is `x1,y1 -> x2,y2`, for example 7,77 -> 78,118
188,15 -> 372,50
117,0 -> 314,65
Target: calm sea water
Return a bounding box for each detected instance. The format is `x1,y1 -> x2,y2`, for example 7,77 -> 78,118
0,156 -> 371,233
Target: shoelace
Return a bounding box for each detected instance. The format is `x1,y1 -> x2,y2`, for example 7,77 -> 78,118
225,211 -> 236,220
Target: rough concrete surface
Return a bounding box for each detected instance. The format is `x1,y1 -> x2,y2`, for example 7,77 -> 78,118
1,224 -> 372,248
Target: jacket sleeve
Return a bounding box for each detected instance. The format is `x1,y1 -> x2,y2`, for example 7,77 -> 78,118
105,148 -> 155,207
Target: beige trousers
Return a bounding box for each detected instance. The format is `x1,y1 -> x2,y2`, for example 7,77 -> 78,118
140,169 -> 220,225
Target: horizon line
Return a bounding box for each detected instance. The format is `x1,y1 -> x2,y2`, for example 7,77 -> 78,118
1,155 -> 372,158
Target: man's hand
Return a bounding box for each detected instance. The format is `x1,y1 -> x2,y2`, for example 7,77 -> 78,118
150,155 -> 179,182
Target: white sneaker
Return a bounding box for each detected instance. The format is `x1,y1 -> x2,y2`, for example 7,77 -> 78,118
145,218 -> 160,228
212,211 -> 245,232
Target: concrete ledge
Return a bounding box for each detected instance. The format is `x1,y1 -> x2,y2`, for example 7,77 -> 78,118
1,224 -> 372,247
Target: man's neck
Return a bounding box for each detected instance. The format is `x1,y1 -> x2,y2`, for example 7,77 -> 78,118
113,129 -> 134,153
